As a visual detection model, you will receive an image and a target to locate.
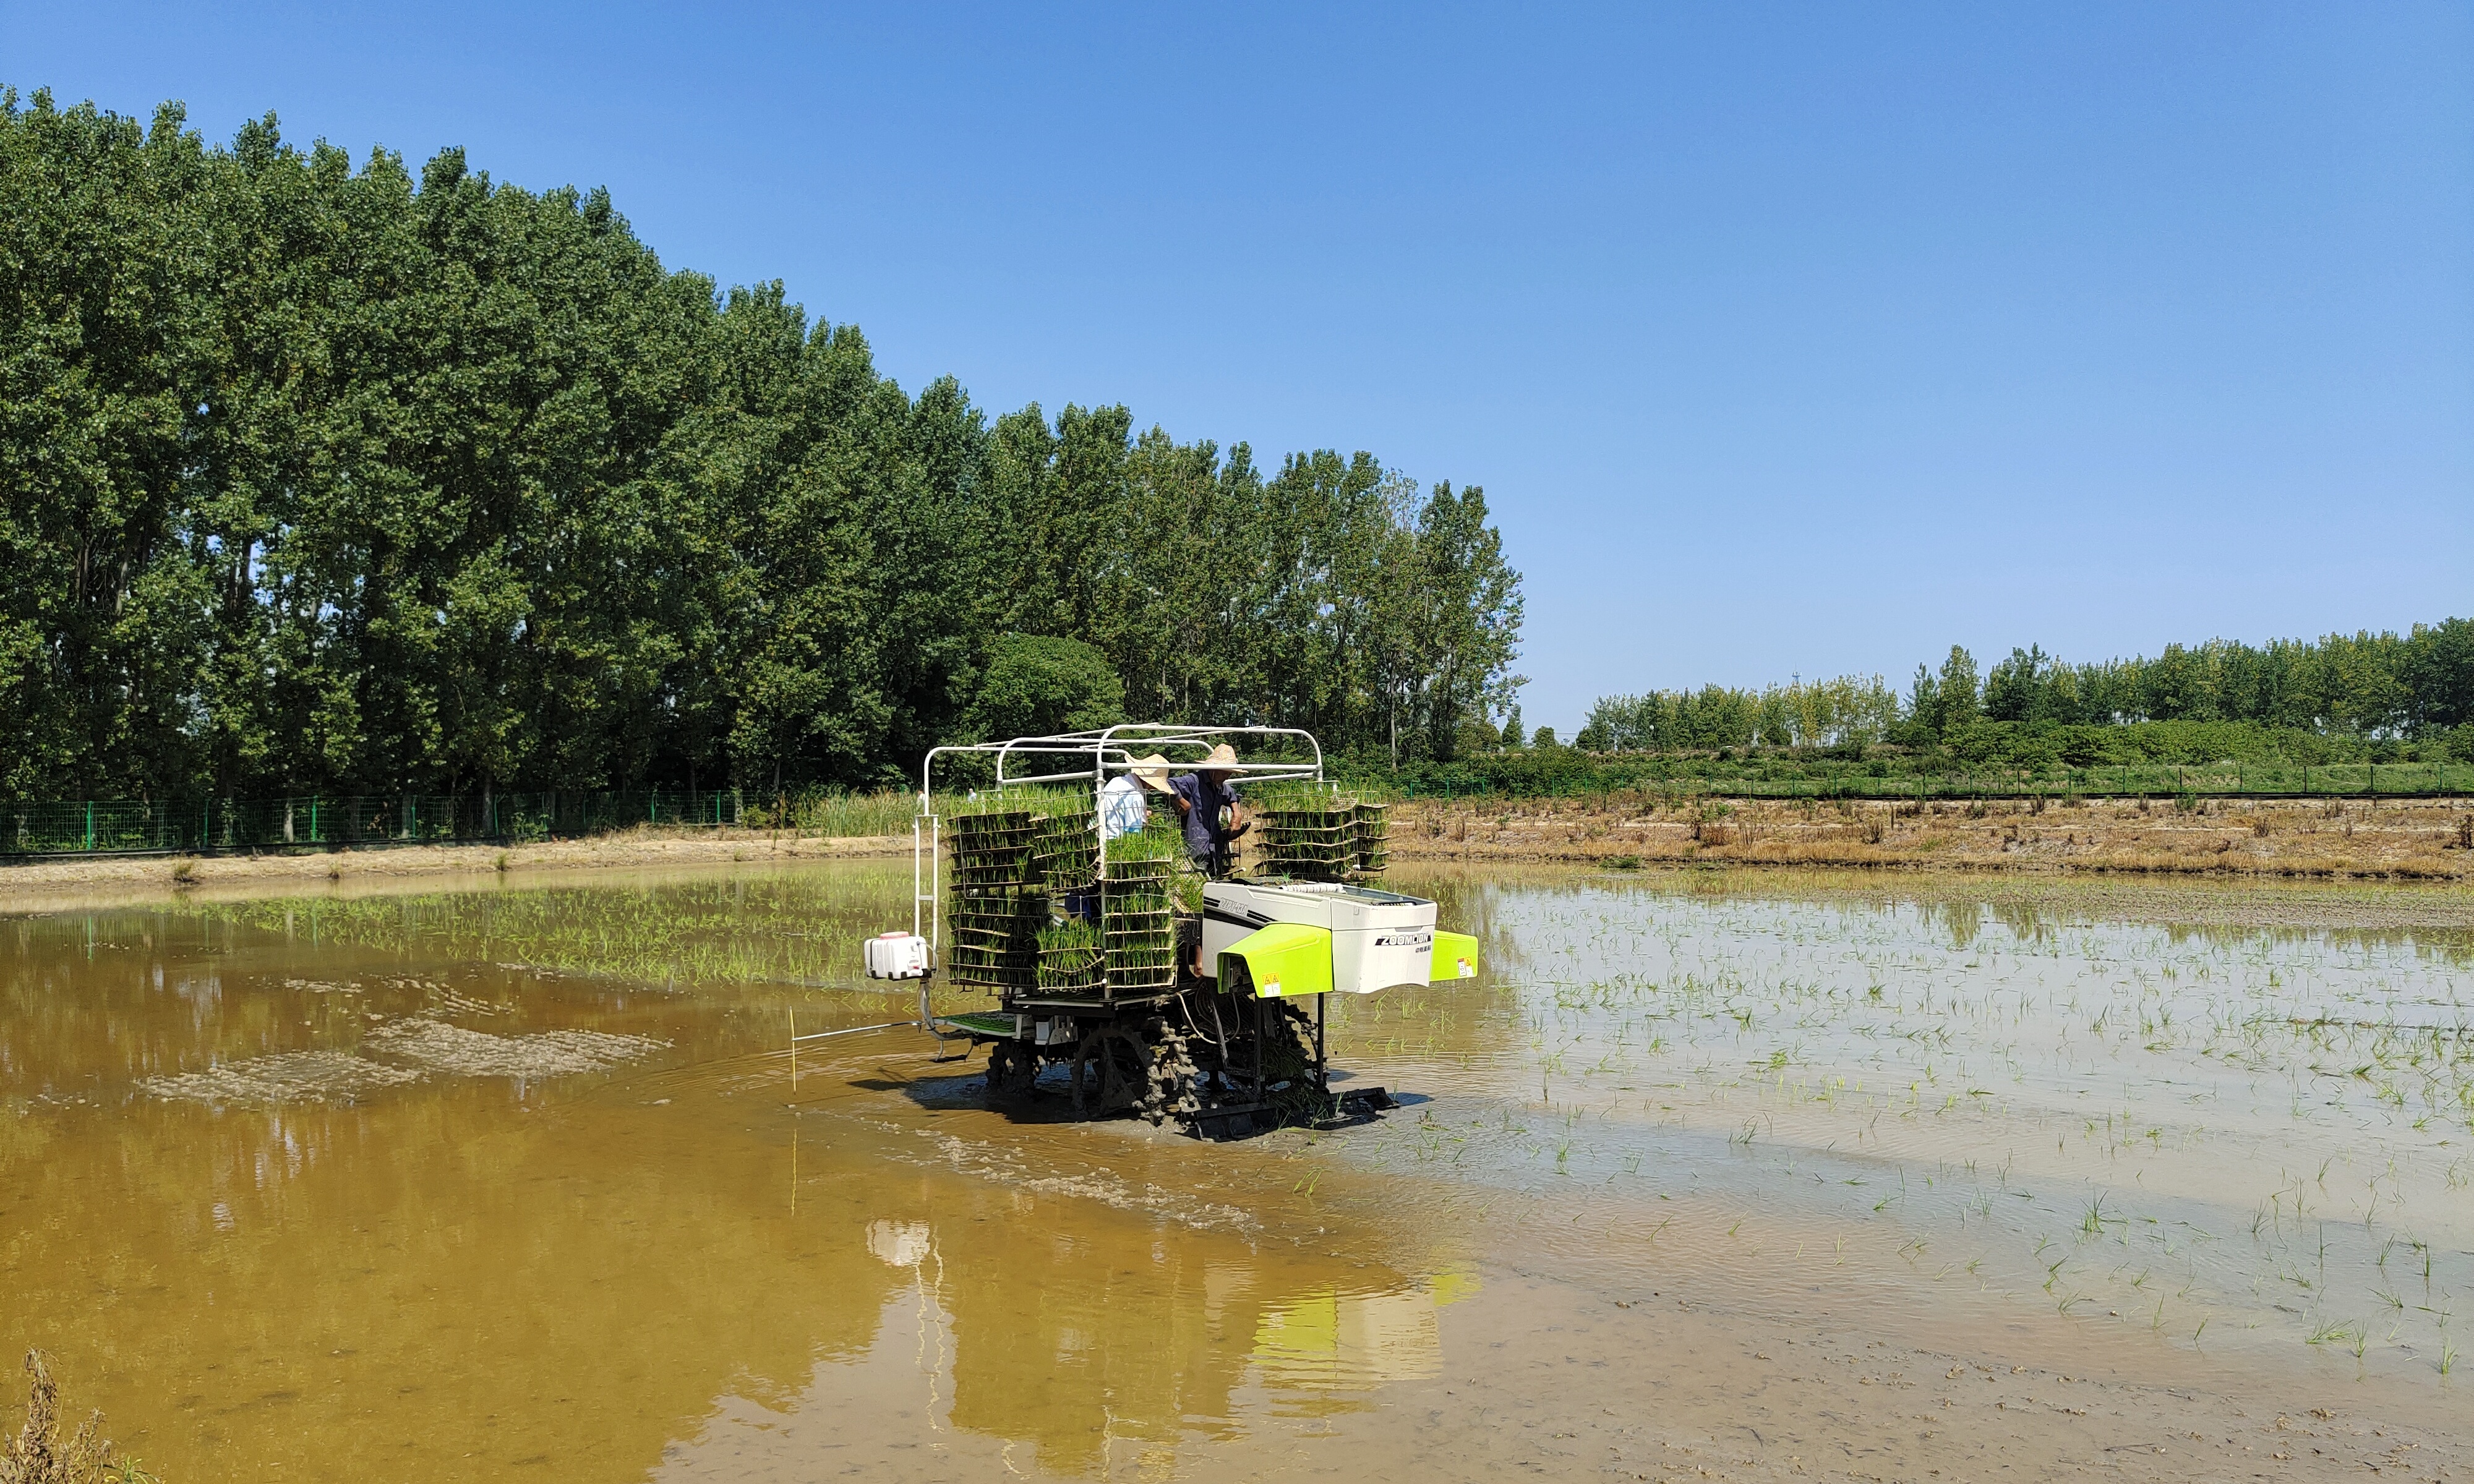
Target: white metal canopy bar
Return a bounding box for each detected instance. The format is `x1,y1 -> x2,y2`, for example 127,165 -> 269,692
909,723 -> 1330,943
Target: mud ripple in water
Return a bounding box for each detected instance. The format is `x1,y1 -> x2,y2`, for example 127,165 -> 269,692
136,1022 -> 669,1104
138,1049 -> 423,1104
361,1020 -> 669,1079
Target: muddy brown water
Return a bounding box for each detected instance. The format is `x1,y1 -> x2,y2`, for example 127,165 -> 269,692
4,863 -> 2470,1481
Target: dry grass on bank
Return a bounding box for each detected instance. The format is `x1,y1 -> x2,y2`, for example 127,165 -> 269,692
0,825 -> 909,908
1384,792 -> 2474,881
10,795 -> 2470,908
1,1352 -> 150,1484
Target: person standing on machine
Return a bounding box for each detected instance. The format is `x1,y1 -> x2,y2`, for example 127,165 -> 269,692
1099,753 -> 1173,840
1167,743 -> 1250,879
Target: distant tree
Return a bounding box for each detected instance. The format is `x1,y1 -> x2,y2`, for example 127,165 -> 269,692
1583,622 -> 2471,755
1530,725 -> 1557,748
1933,647 -> 1980,733
1500,706 -> 1524,750
2404,618 -> 2474,731
965,635 -> 1125,742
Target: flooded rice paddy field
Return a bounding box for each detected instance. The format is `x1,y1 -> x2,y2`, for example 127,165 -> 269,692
3,863 -> 2470,1481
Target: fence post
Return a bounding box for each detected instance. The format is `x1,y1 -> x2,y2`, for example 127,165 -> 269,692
84,800 -> 93,852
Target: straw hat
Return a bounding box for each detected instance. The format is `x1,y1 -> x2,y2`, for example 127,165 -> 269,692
1199,743 -> 1239,774
1129,753 -> 1175,794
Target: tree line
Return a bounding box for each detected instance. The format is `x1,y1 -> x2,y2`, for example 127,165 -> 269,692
1578,623 -> 2474,756
0,92 -> 1523,804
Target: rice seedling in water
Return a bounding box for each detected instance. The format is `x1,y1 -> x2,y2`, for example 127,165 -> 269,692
1336,870 -> 2474,1366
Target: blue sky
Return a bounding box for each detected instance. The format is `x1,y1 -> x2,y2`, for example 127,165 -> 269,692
7,2 -> 2468,730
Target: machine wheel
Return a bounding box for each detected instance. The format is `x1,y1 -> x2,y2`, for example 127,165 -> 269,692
1147,1025 -> 1203,1126
985,1041 -> 1040,1097
1069,1025 -> 1152,1119
1261,1001 -> 1322,1109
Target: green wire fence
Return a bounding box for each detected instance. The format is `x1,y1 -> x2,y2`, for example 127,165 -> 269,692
0,790 -> 747,858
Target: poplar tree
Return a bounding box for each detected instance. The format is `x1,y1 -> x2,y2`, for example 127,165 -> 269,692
0,92 -> 1528,801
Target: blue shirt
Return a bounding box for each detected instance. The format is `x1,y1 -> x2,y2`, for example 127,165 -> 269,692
1168,772 -> 1237,858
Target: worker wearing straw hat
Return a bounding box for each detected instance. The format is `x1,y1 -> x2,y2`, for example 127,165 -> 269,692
1167,743 -> 1251,878
1098,753 -> 1174,840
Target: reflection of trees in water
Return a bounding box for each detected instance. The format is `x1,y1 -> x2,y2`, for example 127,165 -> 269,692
1918,898 -> 1984,950
186,863 -> 918,987
1396,863 -> 2474,970
0,1081 -> 913,1478
2,877 -> 1482,1482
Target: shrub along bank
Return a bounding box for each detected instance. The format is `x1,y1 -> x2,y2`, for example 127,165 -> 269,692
1345,720 -> 2474,800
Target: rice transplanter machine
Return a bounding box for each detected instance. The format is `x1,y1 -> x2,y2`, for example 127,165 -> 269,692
857,725 -> 1479,1138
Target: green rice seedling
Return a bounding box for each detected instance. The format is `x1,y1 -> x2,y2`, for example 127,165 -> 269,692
1103,829 -> 1179,868
790,788 -> 946,837
1036,918 -> 1103,994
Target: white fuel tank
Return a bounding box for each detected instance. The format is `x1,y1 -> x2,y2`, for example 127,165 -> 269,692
863,931 -> 931,979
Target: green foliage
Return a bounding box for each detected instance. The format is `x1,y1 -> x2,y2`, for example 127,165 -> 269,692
1584,623 -> 2473,759
965,635 -> 1123,741
1961,627 -> 2474,737
1359,715 -> 2471,799
1584,675 -> 1903,753
0,92 -> 1523,804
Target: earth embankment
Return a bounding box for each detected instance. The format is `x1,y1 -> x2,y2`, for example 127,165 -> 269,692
0,827 -> 908,908
1386,792 -> 2474,879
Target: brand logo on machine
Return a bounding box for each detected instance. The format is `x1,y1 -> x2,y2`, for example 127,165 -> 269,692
1374,931 -> 1433,949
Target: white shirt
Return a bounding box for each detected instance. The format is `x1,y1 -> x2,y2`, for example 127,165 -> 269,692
1098,774 -> 1149,840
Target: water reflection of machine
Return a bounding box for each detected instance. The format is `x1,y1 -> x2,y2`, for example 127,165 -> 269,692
830,1200 -> 1475,1478
857,725 -> 1479,1138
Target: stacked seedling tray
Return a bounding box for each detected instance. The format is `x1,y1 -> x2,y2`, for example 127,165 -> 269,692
948,807 -> 1043,991
1035,918 -> 1103,997
1034,809 -> 1098,896
1099,835 -> 1179,994
1256,791 -> 1357,882
951,808 -> 1039,893
1350,799 -> 1389,878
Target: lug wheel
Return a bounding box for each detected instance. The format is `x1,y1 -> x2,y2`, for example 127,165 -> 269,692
1069,1026 -> 1152,1119
1149,1026 -> 1202,1125
986,1041 -> 1040,1096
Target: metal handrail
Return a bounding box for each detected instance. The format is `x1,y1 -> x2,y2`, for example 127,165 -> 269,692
912,724 -> 1329,947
